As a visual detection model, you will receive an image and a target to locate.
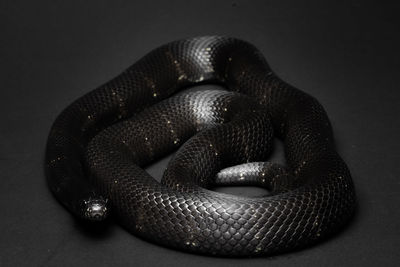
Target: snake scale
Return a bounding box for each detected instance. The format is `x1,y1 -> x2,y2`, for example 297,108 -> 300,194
45,36 -> 356,256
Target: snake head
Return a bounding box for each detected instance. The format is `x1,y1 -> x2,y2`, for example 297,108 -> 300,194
81,197 -> 109,221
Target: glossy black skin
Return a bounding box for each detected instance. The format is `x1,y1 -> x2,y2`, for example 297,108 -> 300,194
45,36 -> 356,256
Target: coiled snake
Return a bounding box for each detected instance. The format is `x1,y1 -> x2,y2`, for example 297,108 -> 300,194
45,36 -> 356,256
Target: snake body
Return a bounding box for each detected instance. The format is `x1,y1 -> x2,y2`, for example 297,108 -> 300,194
46,36 -> 356,256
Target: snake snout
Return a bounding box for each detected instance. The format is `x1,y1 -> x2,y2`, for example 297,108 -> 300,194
81,197 -> 109,221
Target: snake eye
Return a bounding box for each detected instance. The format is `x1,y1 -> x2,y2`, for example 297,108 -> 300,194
82,197 -> 109,221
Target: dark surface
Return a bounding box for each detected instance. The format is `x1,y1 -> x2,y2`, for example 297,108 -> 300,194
0,0 -> 399,266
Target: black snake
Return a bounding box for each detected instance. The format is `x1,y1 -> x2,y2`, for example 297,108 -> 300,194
45,36 -> 356,256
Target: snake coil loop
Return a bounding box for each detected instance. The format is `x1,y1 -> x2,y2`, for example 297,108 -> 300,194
46,36 -> 356,256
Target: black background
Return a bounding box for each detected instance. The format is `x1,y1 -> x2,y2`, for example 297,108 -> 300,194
1,0 -> 399,266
